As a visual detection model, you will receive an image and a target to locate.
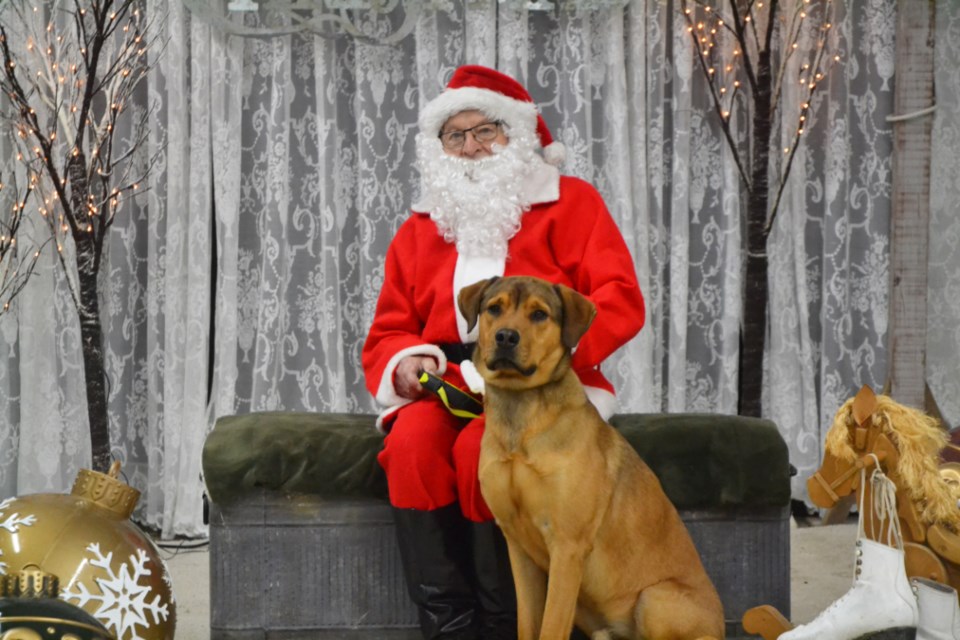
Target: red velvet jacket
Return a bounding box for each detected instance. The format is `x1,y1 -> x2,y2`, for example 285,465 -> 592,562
362,172 -> 644,427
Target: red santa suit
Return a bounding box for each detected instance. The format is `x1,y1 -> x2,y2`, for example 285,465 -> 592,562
362,160 -> 644,521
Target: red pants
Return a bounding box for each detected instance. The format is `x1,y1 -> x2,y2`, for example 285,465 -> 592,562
378,396 -> 494,522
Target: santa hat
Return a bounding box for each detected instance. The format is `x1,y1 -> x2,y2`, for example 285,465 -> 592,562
419,65 -> 566,167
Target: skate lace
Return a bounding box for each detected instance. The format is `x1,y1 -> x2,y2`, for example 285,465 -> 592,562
798,456 -> 908,630
857,453 -> 903,553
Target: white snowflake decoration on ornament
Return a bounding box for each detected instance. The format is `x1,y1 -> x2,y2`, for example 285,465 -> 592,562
61,542 -> 170,640
0,497 -> 38,575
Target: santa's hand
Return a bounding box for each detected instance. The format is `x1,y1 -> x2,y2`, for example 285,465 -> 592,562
395,355 -> 439,399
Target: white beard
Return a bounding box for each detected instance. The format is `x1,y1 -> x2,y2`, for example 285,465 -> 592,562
415,128 -> 542,259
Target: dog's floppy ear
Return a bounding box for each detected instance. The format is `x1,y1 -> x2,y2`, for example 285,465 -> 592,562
554,284 -> 597,350
458,277 -> 499,334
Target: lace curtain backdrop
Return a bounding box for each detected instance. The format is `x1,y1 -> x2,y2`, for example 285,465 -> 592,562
0,0 -> 950,536
927,2 -> 960,431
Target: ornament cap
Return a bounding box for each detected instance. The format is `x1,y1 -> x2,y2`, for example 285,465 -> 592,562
1,565 -> 60,598
71,462 -> 140,519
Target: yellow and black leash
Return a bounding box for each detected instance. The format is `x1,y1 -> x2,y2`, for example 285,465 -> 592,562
418,371 -> 484,419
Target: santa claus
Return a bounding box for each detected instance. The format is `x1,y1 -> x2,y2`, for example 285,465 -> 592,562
362,65 -> 644,640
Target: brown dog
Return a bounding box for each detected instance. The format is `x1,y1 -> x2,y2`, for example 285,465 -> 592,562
458,276 -> 725,640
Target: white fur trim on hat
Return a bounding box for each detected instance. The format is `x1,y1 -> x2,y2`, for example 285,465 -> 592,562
420,87 -> 539,141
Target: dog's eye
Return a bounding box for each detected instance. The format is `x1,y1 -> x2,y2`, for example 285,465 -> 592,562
486,303 -> 502,317
530,309 -> 548,322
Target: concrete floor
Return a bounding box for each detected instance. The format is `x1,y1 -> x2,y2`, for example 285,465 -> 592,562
162,517 -> 861,639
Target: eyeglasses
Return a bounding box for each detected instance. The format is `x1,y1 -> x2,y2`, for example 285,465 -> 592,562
438,121 -> 503,151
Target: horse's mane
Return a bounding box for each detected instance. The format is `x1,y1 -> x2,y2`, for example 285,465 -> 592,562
824,393 -> 960,528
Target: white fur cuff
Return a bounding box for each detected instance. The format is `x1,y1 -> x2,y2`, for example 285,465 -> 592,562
460,360 -> 486,395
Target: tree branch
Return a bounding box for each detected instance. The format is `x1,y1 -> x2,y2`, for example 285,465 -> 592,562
681,2 -> 752,188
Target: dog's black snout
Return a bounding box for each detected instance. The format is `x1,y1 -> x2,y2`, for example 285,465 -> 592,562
495,328 -> 520,348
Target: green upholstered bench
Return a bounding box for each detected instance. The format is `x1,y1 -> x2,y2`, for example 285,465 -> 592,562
203,412 -> 791,639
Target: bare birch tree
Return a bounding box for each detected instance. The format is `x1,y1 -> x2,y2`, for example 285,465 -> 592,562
679,0 -> 837,416
0,0 -> 163,472
0,165 -> 46,313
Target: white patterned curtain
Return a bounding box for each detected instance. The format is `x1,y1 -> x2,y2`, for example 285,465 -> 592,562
768,0 -> 898,496
927,0 -> 960,431
0,0 -> 940,535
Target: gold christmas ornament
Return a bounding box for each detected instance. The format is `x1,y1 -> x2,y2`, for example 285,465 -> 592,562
0,565 -> 115,639
0,463 -> 176,640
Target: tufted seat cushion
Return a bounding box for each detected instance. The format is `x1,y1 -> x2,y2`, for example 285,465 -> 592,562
202,412 -> 790,510
202,412 -> 388,503
610,413 -> 791,509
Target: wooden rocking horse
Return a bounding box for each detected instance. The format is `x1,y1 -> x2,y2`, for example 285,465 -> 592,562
742,385 -> 960,640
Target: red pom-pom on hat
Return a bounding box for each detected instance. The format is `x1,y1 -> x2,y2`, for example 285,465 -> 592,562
420,65 -> 566,166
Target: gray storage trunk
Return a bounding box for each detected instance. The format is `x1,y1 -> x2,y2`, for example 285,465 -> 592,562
208,490 -> 789,639
209,493 -> 418,639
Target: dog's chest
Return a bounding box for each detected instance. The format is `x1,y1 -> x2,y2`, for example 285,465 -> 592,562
479,447 -> 547,511
478,428 -> 597,548
478,449 -> 557,552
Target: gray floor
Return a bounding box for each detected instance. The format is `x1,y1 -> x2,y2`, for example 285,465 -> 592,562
163,517 -> 860,639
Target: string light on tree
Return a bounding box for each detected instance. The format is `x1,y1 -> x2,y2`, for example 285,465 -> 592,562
0,0 -> 164,474
677,0 -> 842,417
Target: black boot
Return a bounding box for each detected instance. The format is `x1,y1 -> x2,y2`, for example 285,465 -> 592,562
468,521 -> 518,640
392,504 -> 479,640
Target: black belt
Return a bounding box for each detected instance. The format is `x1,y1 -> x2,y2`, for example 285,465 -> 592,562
439,342 -> 475,364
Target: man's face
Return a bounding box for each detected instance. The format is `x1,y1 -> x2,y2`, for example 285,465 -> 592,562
439,110 -> 510,159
